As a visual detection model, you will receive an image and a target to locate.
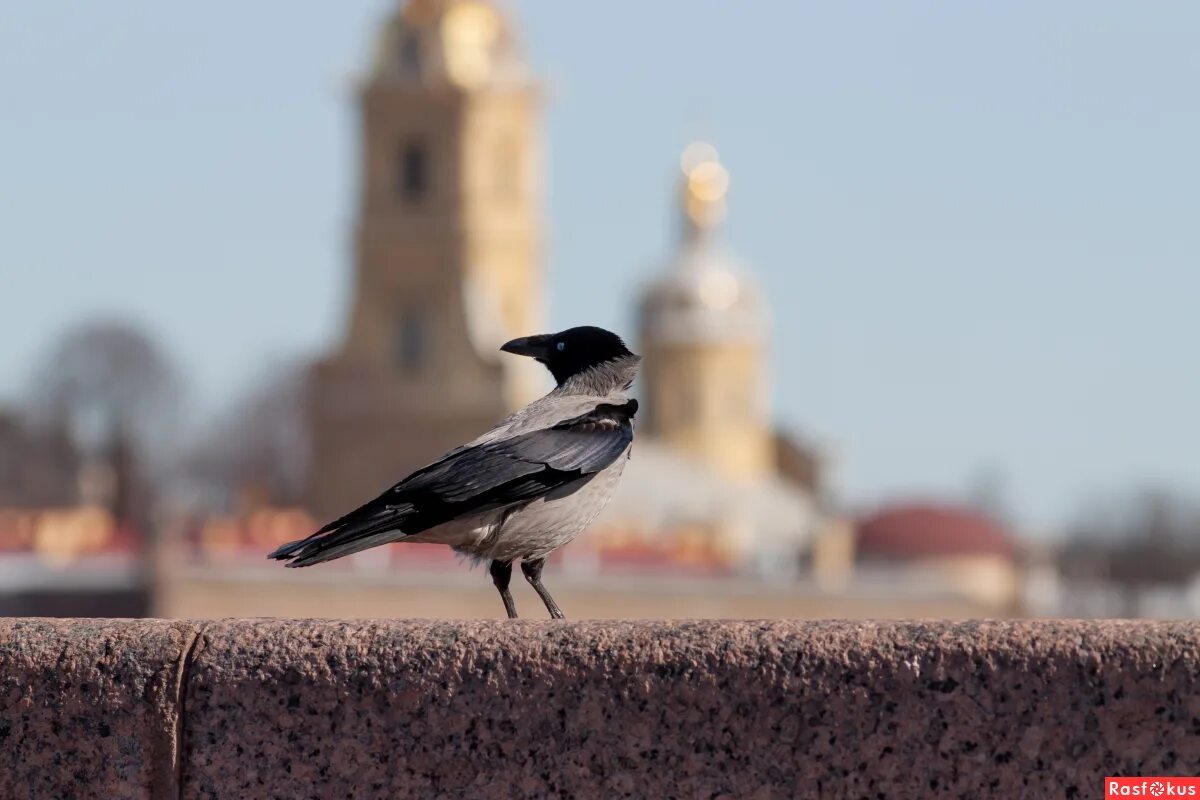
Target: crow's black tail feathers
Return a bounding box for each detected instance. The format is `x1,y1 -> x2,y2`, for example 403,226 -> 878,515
268,500 -> 415,568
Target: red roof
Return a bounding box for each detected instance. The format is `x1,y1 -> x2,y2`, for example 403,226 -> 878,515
856,503 -> 1016,561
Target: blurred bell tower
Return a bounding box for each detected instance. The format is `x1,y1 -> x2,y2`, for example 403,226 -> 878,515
638,144 -> 775,483
308,0 -> 544,519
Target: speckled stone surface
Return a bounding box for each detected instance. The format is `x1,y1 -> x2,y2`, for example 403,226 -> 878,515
179,619 -> 1200,799
0,617 -> 201,800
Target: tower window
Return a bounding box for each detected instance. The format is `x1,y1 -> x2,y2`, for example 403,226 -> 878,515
397,140 -> 429,201
400,31 -> 422,79
394,308 -> 428,373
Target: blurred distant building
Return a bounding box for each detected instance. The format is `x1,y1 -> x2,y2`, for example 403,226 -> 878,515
0,410 -> 149,616
852,502 -> 1023,611
583,142 -> 821,576
639,143 -> 774,483
152,1 -> 1033,620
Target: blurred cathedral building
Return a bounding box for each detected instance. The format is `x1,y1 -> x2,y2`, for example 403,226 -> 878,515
304,0 -> 824,579
144,0 -> 1027,619
0,0 -> 1040,620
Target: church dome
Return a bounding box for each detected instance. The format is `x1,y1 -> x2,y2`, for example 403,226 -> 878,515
640,243 -> 766,344
856,503 -> 1018,562
639,143 -> 767,345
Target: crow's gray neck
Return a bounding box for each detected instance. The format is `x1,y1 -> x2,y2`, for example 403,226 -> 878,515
556,355 -> 641,398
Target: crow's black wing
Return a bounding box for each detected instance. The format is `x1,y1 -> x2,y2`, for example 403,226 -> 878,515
269,399 -> 637,566
401,399 -> 637,502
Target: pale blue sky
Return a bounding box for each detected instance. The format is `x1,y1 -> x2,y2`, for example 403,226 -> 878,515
2,2 -> 1198,533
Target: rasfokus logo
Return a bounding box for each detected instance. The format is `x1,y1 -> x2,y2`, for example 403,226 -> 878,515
1106,778 -> 1200,798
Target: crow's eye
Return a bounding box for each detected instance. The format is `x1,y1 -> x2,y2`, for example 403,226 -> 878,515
556,341 -> 566,352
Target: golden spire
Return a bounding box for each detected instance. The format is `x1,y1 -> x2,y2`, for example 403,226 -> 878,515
680,141 -> 730,237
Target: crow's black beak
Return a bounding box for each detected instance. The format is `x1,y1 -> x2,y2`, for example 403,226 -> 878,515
500,334 -> 553,359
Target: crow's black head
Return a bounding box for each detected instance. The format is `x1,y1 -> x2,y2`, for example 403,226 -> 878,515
501,326 -> 635,385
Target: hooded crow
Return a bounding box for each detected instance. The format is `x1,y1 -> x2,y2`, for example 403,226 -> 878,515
269,325 -> 640,619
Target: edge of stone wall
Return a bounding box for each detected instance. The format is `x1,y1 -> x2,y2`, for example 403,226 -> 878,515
2,619 -> 1198,799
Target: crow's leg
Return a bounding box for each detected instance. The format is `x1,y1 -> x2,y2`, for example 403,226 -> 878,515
490,559 -> 518,619
520,557 -> 565,619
